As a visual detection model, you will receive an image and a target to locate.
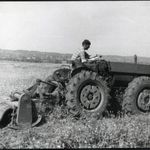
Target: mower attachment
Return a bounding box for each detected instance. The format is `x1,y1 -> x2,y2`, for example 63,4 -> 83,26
0,77 -> 62,129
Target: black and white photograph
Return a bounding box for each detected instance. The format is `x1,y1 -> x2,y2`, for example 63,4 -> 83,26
0,1 -> 149,148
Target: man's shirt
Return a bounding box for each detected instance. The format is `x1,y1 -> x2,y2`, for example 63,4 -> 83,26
71,48 -> 87,63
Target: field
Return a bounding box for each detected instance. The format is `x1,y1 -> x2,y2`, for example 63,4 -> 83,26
0,60 -> 149,148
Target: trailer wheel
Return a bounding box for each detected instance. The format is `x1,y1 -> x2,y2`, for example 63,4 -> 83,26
123,76 -> 150,114
0,108 -> 13,128
66,70 -> 110,119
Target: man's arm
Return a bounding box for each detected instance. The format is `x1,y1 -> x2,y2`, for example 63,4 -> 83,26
79,51 -> 87,63
88,54 -> 102,61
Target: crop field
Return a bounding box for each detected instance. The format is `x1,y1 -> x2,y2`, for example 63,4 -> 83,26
0,60 -> 149,148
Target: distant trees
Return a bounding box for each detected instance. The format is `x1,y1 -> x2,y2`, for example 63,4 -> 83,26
0,50 -> 72,63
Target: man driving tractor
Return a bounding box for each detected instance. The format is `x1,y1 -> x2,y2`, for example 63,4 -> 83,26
71,39 -> 102,68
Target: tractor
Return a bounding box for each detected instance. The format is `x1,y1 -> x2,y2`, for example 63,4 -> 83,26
0,55 -> 150,129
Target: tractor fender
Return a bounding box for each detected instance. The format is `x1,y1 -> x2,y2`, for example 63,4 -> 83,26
71,67 -> 92,77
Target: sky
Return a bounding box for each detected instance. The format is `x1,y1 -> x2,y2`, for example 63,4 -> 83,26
0,1 -> 150,57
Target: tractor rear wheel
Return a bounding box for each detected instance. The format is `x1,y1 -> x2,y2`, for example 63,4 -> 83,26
123,76 -> 150,114
66,70 -> 110,119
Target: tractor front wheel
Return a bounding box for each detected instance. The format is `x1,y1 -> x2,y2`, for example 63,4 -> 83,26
123,76 -> 150,114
